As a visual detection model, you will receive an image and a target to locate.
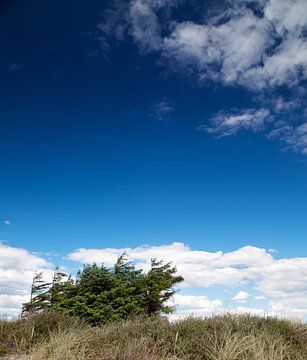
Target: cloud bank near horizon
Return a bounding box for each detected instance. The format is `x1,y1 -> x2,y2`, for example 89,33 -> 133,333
2,241 -> 307,320
0,244 -> 52,317
68,241 -> 307,319
99,0 -> 307,154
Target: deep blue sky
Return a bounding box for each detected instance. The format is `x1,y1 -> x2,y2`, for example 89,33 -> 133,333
1,0 -> 307,261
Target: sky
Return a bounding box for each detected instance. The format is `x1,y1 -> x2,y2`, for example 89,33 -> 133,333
1,0 -> 307,319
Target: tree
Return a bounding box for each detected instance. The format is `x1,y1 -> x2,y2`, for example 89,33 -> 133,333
57,258 -> 145,324
22,271 -> 50,316
142,259 -> 184,315
22,267 -> 73,316
76,263 -> 114,295
22,257 -> 184,324
49,266 -> 72,308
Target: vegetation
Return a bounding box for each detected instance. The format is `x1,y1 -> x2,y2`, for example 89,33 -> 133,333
1,311 -> 307,359
22,255 -> 184,324
3,256 -> 305,359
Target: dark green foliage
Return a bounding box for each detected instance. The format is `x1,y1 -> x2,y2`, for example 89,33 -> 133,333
22,255 -> 183,324
142,258 -> 184,315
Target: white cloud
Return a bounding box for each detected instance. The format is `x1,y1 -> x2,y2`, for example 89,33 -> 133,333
167,293 -> 274,320
264,0 -> 307,35
232,291 -> 250,303
202,108 -> 271,136
168,294 -> 224,320
0,294 -> 30,318
100,0 -> 307,154
129,0 -> 163,52
234,306 -> 265,317
163,9 -> 274,87
100,0 -> 307,90
0,244 -> 52,318
4,220 -> 10,225
169,294 -> 307,320
67,243 -> 269,289
268,122 -> 307,154
3,241 -> 307,320
68,242 -> 307,319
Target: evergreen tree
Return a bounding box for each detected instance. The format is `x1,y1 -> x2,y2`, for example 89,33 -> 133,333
143,259 -> 184,315
49,266 -> 71,308
22,271 -> 50,316
22,257 -> 184,324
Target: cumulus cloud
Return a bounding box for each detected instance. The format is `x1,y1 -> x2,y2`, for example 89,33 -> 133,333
0,244 -> 52,318
0,294 -> 30,318
232,291 -> 250,303
168,294 -> 224,320
2,241 -> 307,319
68,242 -> 307,319
170,295 -> 307,320
169,294 -> 297,319
163,9 -> 274,87
99,0 -> 307,154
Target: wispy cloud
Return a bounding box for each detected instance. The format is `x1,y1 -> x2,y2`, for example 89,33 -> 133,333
151,99 -> 174,121
201,108 -> 271,137
268,122 -> 307,155
99,0 -> 307,154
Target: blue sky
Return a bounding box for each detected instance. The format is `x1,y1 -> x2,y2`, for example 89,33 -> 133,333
1,0 -> 307,318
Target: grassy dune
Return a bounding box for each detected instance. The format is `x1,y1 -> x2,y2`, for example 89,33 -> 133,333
1,311 -> 307,359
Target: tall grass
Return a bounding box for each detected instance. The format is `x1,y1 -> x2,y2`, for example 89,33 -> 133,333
1,312 -> 307,359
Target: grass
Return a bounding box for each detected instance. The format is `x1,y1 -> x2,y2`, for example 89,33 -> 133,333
1,311 -> 307,359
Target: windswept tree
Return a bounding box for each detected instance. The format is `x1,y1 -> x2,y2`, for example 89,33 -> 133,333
22,266 -> 72,316
22,256 -> 184,324
49,266 -> 73,309
143,258 -> 184,315
22,271 -> 50,316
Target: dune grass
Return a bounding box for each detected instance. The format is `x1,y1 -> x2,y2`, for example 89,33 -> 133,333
1,311 -> 307,359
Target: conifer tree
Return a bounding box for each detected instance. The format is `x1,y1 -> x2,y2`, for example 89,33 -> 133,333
22,257 -> 184,324
143,259 -> 184,315
22,271 -> 50,316
49,266 -> 69,307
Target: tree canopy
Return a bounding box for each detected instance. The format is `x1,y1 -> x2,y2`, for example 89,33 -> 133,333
22,255 -> 184,324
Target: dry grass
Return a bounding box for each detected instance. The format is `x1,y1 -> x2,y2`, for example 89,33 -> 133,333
1,312 -> 307,359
